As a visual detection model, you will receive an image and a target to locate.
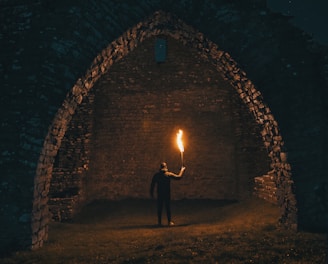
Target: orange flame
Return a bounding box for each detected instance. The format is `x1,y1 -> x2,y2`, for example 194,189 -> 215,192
176,129 -> 184,153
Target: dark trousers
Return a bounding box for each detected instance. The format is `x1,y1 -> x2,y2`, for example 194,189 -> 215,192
157,195 -> 171,224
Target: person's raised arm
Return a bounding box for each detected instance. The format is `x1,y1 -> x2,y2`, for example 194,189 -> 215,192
168,166 -> 186,179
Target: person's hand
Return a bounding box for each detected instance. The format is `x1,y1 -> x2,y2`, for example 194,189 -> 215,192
181,166 -> 186,171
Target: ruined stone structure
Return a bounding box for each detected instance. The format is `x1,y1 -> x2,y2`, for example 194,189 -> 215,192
1,0 -> 327,255
49,34 -> 273,222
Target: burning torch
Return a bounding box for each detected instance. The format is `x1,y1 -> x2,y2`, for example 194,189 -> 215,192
176,129 -> 184,167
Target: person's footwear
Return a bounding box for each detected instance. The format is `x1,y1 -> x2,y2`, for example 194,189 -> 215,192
168,221 -> 175,227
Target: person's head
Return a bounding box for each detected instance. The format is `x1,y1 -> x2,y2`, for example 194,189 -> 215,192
160,162 -> 168,171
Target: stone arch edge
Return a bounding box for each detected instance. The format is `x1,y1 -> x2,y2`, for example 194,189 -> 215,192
31,10 -> 297,250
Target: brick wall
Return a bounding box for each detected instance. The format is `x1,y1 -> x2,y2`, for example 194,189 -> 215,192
85,36 -> 270,201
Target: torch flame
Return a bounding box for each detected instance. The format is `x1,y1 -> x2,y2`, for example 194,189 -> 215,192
176,129 -> 184,153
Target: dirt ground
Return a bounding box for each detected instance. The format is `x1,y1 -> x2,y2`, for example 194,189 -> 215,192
1,198 -> 327,263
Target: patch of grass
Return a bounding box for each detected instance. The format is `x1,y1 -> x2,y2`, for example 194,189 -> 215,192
1,198 -> 326,263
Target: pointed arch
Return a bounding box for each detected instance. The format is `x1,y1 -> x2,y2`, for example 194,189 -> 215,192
31,11 -> 297,249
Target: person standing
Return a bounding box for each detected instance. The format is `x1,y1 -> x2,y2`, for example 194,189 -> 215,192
150,162 -> 186,227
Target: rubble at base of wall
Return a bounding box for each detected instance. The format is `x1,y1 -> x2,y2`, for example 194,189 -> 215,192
48,195 -> 80,222
254,174 -> 278,204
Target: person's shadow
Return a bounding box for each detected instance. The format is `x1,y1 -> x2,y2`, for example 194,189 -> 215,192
118,223 -> 190,230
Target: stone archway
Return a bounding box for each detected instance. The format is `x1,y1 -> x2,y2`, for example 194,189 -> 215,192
31,11 -> 297,249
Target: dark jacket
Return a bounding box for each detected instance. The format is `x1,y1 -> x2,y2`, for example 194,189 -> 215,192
150,168 -> 184,198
